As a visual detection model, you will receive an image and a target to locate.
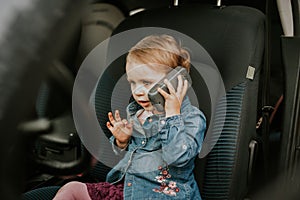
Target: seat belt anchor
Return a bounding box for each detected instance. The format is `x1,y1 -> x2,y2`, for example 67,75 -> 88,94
256,106 -> 274,129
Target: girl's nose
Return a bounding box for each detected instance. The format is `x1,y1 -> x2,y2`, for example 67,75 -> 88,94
133,85 -> 146,95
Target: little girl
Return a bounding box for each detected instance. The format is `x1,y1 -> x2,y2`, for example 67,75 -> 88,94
53,34 -> 206,200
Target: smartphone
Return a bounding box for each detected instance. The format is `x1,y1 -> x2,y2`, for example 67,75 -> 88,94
148,66 -> 192,111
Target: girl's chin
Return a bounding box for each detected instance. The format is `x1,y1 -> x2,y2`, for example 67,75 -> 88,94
141,104 -> 155,112
143,105 -> 153,111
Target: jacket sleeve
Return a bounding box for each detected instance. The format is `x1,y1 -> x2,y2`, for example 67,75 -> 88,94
109,135 -> 129,156
159,108 -> 206,167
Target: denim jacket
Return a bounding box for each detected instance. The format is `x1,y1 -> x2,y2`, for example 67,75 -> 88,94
106,96 -> 206,200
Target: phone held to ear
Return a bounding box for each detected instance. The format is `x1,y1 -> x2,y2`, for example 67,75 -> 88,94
148,66 -> 192,112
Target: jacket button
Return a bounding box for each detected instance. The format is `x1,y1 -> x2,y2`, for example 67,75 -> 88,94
127,182 -> 132,187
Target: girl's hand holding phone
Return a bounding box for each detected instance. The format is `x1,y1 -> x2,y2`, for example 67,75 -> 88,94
157,75 -> 189,118
106,110 -> 132,149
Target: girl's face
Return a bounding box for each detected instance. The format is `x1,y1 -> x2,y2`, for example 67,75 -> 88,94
126,62 -> 167,111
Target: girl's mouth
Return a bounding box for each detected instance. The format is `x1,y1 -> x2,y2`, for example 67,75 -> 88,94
138,100 -> 151,107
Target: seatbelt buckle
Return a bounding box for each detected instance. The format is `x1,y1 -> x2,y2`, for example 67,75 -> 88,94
256,106 -> 274,129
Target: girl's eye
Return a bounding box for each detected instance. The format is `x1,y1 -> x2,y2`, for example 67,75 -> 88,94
143,81 -> 152,85
129,81 -> 135,85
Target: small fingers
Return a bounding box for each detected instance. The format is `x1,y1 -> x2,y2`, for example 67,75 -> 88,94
107,118 -> 132,131
177,75 -> 183,94
164,79 -> 176,94
108,112 -> 115,125
126,119 -> 134,129
107,121 -> 121,131
182,79 -> 188,94
122,119 -> 128,127
115,110 -> 121,121
106,121 -> 113,131
177,79 -> 189,102
107,121 -> 121,136
157,87 -> 169,98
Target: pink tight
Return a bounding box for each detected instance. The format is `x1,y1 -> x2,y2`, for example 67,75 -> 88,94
52,181 -> 91,200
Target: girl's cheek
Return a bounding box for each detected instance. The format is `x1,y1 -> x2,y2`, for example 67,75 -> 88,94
131,85 -> 136,92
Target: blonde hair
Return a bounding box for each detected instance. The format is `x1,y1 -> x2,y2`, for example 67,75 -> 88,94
126,34 -> 191,72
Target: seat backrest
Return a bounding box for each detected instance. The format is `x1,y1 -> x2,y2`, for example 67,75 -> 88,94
94,3 -> 265,199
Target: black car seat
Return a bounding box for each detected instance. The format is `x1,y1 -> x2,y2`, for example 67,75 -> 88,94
23,3 -> 265,200
93,3 -> 265,200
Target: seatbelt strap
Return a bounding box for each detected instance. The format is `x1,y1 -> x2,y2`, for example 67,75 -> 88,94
269,94 -> 284,124
258,0 -> 272,176
256,94 -> 284,129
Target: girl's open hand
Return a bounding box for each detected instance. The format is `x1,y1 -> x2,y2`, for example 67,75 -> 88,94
106,110 -> 132,149
157,75 -> 188,118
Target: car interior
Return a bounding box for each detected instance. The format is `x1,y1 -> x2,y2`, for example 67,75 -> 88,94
0,0 -> 299,199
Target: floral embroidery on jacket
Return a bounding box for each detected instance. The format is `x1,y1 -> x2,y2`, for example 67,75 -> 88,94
152,165 -> 180,196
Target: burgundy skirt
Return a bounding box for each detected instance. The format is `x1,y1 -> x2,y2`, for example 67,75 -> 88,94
86,182 -> 124,200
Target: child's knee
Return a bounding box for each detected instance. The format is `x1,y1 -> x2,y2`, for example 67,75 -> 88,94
53,181 -> 88,200
64,181 -> 85,190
